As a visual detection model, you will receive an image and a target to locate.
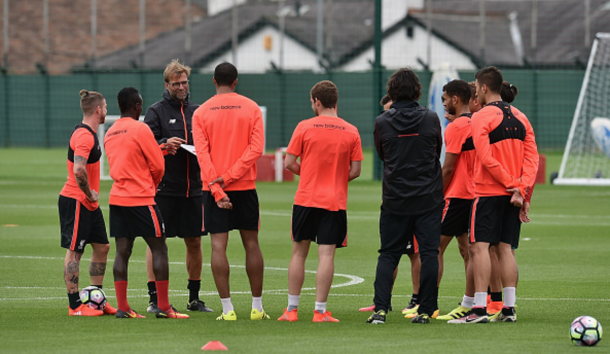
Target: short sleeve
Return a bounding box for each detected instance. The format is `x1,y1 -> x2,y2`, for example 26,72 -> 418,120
444,122 -> 463,155
286,123 -> 305,157
351,131 -> 364,161
71,129 -> 95,159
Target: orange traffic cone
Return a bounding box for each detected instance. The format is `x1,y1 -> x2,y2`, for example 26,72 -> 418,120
201,341 -> 228,351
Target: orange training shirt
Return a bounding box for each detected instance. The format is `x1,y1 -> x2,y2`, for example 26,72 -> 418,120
60,127 -> 101,211
471,102 -> 538,198
192,92 -> 264,202
444,115 -> 475,199
104,117 -> 165,206
286,115 -> 363,211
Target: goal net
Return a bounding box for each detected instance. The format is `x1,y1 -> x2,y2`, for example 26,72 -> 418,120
555,33 -> 610,186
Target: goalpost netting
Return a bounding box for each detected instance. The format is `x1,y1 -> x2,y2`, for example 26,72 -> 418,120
555,33 -> 610,186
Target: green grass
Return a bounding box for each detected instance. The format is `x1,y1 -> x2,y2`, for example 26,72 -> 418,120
0,148 -> 608,354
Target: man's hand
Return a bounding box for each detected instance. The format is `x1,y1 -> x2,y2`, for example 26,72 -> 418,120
506,188 -> 523,208
519,201 -> 531,223
164,137 -> 186,155
216,196 -> 233,210
87,190 -> 99,203
209,176 -> 227,189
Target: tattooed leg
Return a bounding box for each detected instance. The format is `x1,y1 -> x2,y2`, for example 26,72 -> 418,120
64,250 -> 82,294
90,242 -> 110,286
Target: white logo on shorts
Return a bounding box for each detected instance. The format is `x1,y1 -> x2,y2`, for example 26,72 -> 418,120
169,119 -> 176,124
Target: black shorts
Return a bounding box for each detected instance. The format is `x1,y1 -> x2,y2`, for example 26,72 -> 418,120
291,205 -> 348,248
441,198 -> 473,237
58,195 -> 108,253
109,204 -> 166,239
202,190 -> 260,234
155,195 -> 207,237
470,196 -> 521,246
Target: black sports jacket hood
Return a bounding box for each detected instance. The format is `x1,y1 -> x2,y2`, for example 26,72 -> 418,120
374,100 -> 444,215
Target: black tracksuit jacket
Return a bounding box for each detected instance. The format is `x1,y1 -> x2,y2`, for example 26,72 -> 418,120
143,90 -> 202,198
374,100 -> 444,215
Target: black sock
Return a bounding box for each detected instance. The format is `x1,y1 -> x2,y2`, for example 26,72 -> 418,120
187,279 -> 201,302
68,293 -> 82,310
147,281 -> 157,304
92,284 -> 102,289
472,307 -> 487,316
411,293 -> 419,304
487,286 -> 491,294
490,292 -> 502,302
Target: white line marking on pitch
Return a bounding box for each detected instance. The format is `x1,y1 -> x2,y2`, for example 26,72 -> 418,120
0,255 -> 364,301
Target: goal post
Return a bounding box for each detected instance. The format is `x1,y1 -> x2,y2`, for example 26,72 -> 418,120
554,33 -> 610,186
98,115 -> 121,181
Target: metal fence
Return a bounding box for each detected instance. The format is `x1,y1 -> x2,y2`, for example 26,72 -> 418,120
0,0 -> 604,151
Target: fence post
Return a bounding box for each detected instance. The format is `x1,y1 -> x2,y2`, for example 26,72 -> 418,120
373,0 -> 383,181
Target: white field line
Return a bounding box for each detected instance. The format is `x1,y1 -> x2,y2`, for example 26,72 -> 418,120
0,255 -> 363,301
1,256 -> 608,303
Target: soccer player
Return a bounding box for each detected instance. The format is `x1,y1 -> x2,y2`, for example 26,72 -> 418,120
433,80 -> 476,320
367,68 -> 443,325
451,67 -> 538,323
278,80 -> 363,323
359,94 -> 422,315
58,90 -> 117,316
192,62 -> 268,321
143,59 -> 212,314
487,80 -> 522,316
437,80 -> 474,291
105,87 -> 188,319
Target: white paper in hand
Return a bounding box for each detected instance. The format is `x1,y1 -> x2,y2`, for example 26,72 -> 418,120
181,144 -> 197,156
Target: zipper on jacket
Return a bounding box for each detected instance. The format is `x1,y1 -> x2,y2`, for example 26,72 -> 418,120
181,102 -> 190,197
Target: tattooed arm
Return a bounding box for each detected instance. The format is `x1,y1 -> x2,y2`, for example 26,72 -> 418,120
74,155 -> 98,202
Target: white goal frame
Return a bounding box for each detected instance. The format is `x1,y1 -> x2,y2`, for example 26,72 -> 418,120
98,107 -> 267,181
554,33 -> 610,186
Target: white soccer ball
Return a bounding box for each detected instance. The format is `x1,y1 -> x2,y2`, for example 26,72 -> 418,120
79,286 -> 107,311
590,117 -> 610,159
570,315 -> 603,346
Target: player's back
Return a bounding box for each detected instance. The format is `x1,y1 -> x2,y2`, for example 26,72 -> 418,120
471,102 -> 536,197
291,115 -> 362,211
104,118 -> 164,206
194,92 -> 264,189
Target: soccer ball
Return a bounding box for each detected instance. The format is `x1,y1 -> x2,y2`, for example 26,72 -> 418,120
570,316 -> 603,346
79,286 -> 107,311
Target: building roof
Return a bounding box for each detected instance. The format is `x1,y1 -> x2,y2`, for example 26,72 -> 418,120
87,0 -> 610,71
427,0 -> 610,67
90,0 -> 376,71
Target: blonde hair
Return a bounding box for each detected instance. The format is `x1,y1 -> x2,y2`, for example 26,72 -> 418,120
164,59 -> 191,82
79,89 -> 104,116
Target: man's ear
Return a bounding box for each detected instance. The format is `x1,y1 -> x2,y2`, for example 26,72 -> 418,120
452,95 -> 459,106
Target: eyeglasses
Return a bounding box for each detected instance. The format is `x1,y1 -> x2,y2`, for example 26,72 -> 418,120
168,80 -> 189,89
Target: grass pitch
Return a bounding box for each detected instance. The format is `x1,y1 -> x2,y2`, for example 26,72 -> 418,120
0,148 -> 608,354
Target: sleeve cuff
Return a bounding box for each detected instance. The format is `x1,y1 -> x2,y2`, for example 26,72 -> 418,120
211,184 -> 227,202
221,173 -> 232,187
518,185 -> 528,199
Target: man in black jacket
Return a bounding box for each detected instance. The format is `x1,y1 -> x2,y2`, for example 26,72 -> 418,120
143,59 -> 212,313
367,68 -> 443,324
